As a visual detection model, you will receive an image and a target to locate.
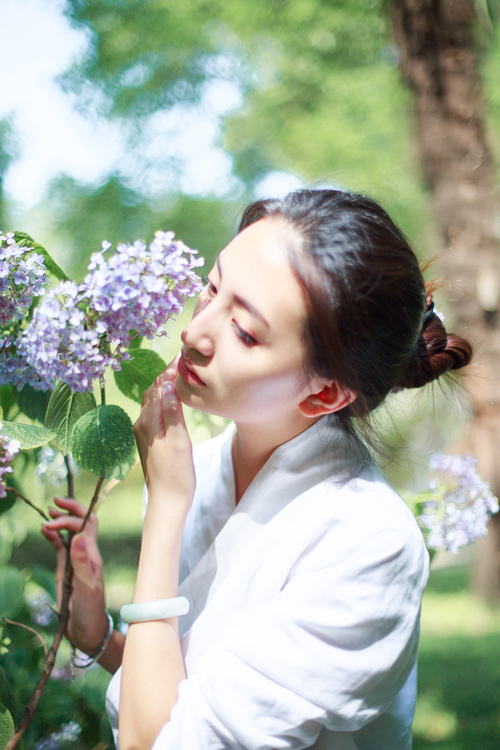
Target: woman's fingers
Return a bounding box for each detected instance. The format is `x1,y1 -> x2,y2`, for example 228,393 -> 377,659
43,515 -> 94,534
52,496 -> 89,517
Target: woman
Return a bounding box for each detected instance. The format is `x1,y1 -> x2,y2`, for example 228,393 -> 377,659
42,190 -> 472,750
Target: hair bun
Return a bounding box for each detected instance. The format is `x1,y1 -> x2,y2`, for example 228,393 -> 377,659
396,295 -> 473,389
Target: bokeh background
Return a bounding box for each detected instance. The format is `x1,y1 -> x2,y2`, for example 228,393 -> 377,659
2,0 -> 500,747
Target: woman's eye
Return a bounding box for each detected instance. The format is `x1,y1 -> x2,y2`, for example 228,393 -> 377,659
232,320 -> 257,347
202,278 -> 217,295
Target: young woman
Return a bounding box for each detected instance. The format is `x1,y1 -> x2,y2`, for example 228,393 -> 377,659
42,190 -> 472,750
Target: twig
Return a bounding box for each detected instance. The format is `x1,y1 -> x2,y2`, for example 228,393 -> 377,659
2,619 -> 48,659
80,475 -> 105,532
5,486 -> 49,522
64,455 -> 74,500
5,486 -> 68,549
5,554 -> 73,750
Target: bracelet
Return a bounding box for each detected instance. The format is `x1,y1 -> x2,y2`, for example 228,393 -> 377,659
120,596 -> 190,623
71,610 -> 114,670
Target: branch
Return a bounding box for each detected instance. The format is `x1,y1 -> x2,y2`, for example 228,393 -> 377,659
5,486 -> 49,522
5,486 -> 68,549
2,619 -> 48,659
80,475 -> 105,532
5,554 -> 73,750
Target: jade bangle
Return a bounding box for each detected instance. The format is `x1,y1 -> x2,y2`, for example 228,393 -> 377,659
120,596 -> 190,623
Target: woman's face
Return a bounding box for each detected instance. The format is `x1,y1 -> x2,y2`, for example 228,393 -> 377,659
175,218 -> 322,426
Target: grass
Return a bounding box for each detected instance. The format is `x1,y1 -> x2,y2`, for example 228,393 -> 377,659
414,563 -> 500,748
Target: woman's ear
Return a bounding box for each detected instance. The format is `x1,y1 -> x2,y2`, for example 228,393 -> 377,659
298,381 -> 357,418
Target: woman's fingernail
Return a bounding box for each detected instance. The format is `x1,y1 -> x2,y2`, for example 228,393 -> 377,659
74,535 -> 86,550
164,381 -> 176,397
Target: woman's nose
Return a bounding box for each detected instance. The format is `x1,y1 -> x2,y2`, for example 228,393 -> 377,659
181,299 -> 215,358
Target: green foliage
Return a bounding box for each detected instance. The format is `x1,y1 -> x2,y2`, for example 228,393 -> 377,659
0,566 -> 24,619
44,383 -> 97,454
114,349 -> 166,403
0,423 -> 56,451
13,233 -> 69,282
0,668 -> 17,726
16,387 -> 51,426
72,405 -> 135,476
0,702 -> 15,750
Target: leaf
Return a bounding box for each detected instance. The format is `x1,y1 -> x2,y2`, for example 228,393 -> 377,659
45,383 -> 97,454
0,566 -> 24,619
0,668 -> 17,725
105,447 -> 138,481
16,385 -> 51,425
0,387 -> 16,424
128,331 -> 143,350
0,702 -> 15,750
13,232 -> 69,281
71,405 -> 135,476
114,349 -> 167,404
0,422 -> 56,450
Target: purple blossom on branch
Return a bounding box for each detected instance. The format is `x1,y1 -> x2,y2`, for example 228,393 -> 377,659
0,426 -> 20,497
0,232 -> 48,326
17,232 -> 203,392
417,452 -> 499,554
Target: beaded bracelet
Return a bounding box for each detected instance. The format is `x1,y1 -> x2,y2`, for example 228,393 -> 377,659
120,596 -> 189,623
71,610 -> 114,670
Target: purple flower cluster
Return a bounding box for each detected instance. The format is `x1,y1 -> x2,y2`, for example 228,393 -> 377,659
0,232 -> 48,325
0,426 -> 20,498
17,232 -> 203,392
417,452 -> 499,554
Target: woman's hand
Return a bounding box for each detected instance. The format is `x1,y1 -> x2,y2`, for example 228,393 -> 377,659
134,356 -> 195,511
41,497 -> 108,655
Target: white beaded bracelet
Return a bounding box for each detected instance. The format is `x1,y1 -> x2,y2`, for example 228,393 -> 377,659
120,596 -> 190,623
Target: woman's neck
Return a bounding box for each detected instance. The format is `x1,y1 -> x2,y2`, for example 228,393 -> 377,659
231,414 -> 319,504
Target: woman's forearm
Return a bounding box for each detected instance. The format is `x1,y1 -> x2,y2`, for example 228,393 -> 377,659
119,499 -> 188,750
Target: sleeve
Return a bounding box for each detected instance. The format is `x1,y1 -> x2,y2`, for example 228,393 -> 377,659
152,511 -> 428,750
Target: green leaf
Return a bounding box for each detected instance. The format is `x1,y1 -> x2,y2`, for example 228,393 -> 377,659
16,385 -> 51,425
72,405 -> 135,476
0,387 -> 16,424
105,447 -> 138,481
0,566 -> 24,619
114,349 -> 167,404
0,668 -> 17,725
13,232 -> 69,281
0,702 -> 15,750
45,383 -> 97,454
0,422 -> 56,450
128,331 -> 143,350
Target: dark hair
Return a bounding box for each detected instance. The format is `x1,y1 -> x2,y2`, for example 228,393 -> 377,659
239,189 -> 472,428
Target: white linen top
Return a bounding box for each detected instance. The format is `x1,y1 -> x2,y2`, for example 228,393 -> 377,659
106,418 -> 429,750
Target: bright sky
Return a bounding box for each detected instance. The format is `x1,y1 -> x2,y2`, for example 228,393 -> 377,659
0,0 -> 247,210
0,0 -> 303,212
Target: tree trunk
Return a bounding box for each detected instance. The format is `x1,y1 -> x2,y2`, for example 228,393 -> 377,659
391,0 -> 500,600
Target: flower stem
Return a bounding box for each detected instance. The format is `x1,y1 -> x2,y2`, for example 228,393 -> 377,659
2,618 -> 48,659
100,384 -> 106,406
4,486 -> 67,549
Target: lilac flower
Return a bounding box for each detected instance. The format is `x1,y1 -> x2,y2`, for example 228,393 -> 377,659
0,232 -> 48,326
0,332 -> 44,390
33,721 -> 81,750
26,589 -> 56,627
0,426 -> 20,497
35,447 -> 80,485
417,452 -> 499,554
18,281 -> 107,392
17,232 -> 203,392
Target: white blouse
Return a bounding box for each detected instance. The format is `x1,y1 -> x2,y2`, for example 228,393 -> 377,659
106,418 -> 429,750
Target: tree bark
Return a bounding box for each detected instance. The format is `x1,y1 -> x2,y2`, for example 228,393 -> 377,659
391,0 -> 500,600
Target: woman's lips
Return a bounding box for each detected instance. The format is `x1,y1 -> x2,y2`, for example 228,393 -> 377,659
178,353 -> 206,386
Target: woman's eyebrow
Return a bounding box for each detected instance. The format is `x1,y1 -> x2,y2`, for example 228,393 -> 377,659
216,254 -> 270,330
